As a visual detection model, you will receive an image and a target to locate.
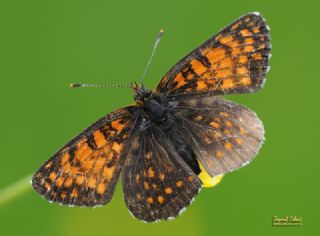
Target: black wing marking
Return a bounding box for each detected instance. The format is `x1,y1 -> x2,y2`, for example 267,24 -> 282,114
122,124 -> 202,222
32,106 -> 139,207
156,13 -> 270,99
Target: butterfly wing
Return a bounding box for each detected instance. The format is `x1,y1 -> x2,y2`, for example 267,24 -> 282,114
156,13 -> 270,99
122,124 -> 202,222
32,106 -> 139,207
171,96 -> 264,177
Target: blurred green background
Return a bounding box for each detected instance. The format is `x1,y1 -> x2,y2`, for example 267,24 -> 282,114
0,0 -> 319,235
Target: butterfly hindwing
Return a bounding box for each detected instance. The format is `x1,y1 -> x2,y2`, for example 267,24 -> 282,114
122,125 -> 202,222
156,13 -> 270,99
32,107 -> 138,206
172,96 -> 264,176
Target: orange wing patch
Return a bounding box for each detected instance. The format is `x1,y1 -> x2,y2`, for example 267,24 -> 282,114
93,130 -> 107,148
32,108 -> 135,207
190,59 -> 207,76
156,13 -> 270,98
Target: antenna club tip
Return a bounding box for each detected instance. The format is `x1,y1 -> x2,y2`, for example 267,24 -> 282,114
156,29 -> 164,41
70,83 -> 81,88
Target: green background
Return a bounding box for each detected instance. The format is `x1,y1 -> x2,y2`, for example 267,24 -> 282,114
0,0 -> 319,235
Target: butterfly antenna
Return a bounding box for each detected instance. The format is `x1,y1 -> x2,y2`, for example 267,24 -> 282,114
70,83 -> 132,89
140,29 -> 164,86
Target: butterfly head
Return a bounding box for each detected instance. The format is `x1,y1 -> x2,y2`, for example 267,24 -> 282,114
132,82 -> 152,106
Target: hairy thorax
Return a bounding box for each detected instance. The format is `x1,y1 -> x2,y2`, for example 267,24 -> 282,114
134,85 -> 201,174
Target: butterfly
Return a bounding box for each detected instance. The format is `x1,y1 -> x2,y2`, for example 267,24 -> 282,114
32,12 -> 271,222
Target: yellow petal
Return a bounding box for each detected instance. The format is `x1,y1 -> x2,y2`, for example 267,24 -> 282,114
198,162 -> 224,188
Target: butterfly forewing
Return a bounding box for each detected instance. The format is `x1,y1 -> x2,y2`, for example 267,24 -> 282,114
172,97 -> 264,176
32,107 -> 138,206
122,125 -> 202,222
156,13 -> 270,99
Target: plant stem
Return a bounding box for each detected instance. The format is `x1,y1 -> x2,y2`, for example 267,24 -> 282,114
0,174 -> 32,206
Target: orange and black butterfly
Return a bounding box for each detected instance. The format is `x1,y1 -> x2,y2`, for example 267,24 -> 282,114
32,12 -> 271,222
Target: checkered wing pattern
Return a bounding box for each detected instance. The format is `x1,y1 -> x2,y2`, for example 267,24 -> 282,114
156,13 -> 270,99
32,107 -> 138,206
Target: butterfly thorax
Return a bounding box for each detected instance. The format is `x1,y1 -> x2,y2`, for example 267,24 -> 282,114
133,83 -> 167,123
132,83 -> 201,175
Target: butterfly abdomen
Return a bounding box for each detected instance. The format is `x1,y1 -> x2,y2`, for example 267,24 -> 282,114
164,125 -> 201,175
159,115 -> 201,175
142,96 -> 201,175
